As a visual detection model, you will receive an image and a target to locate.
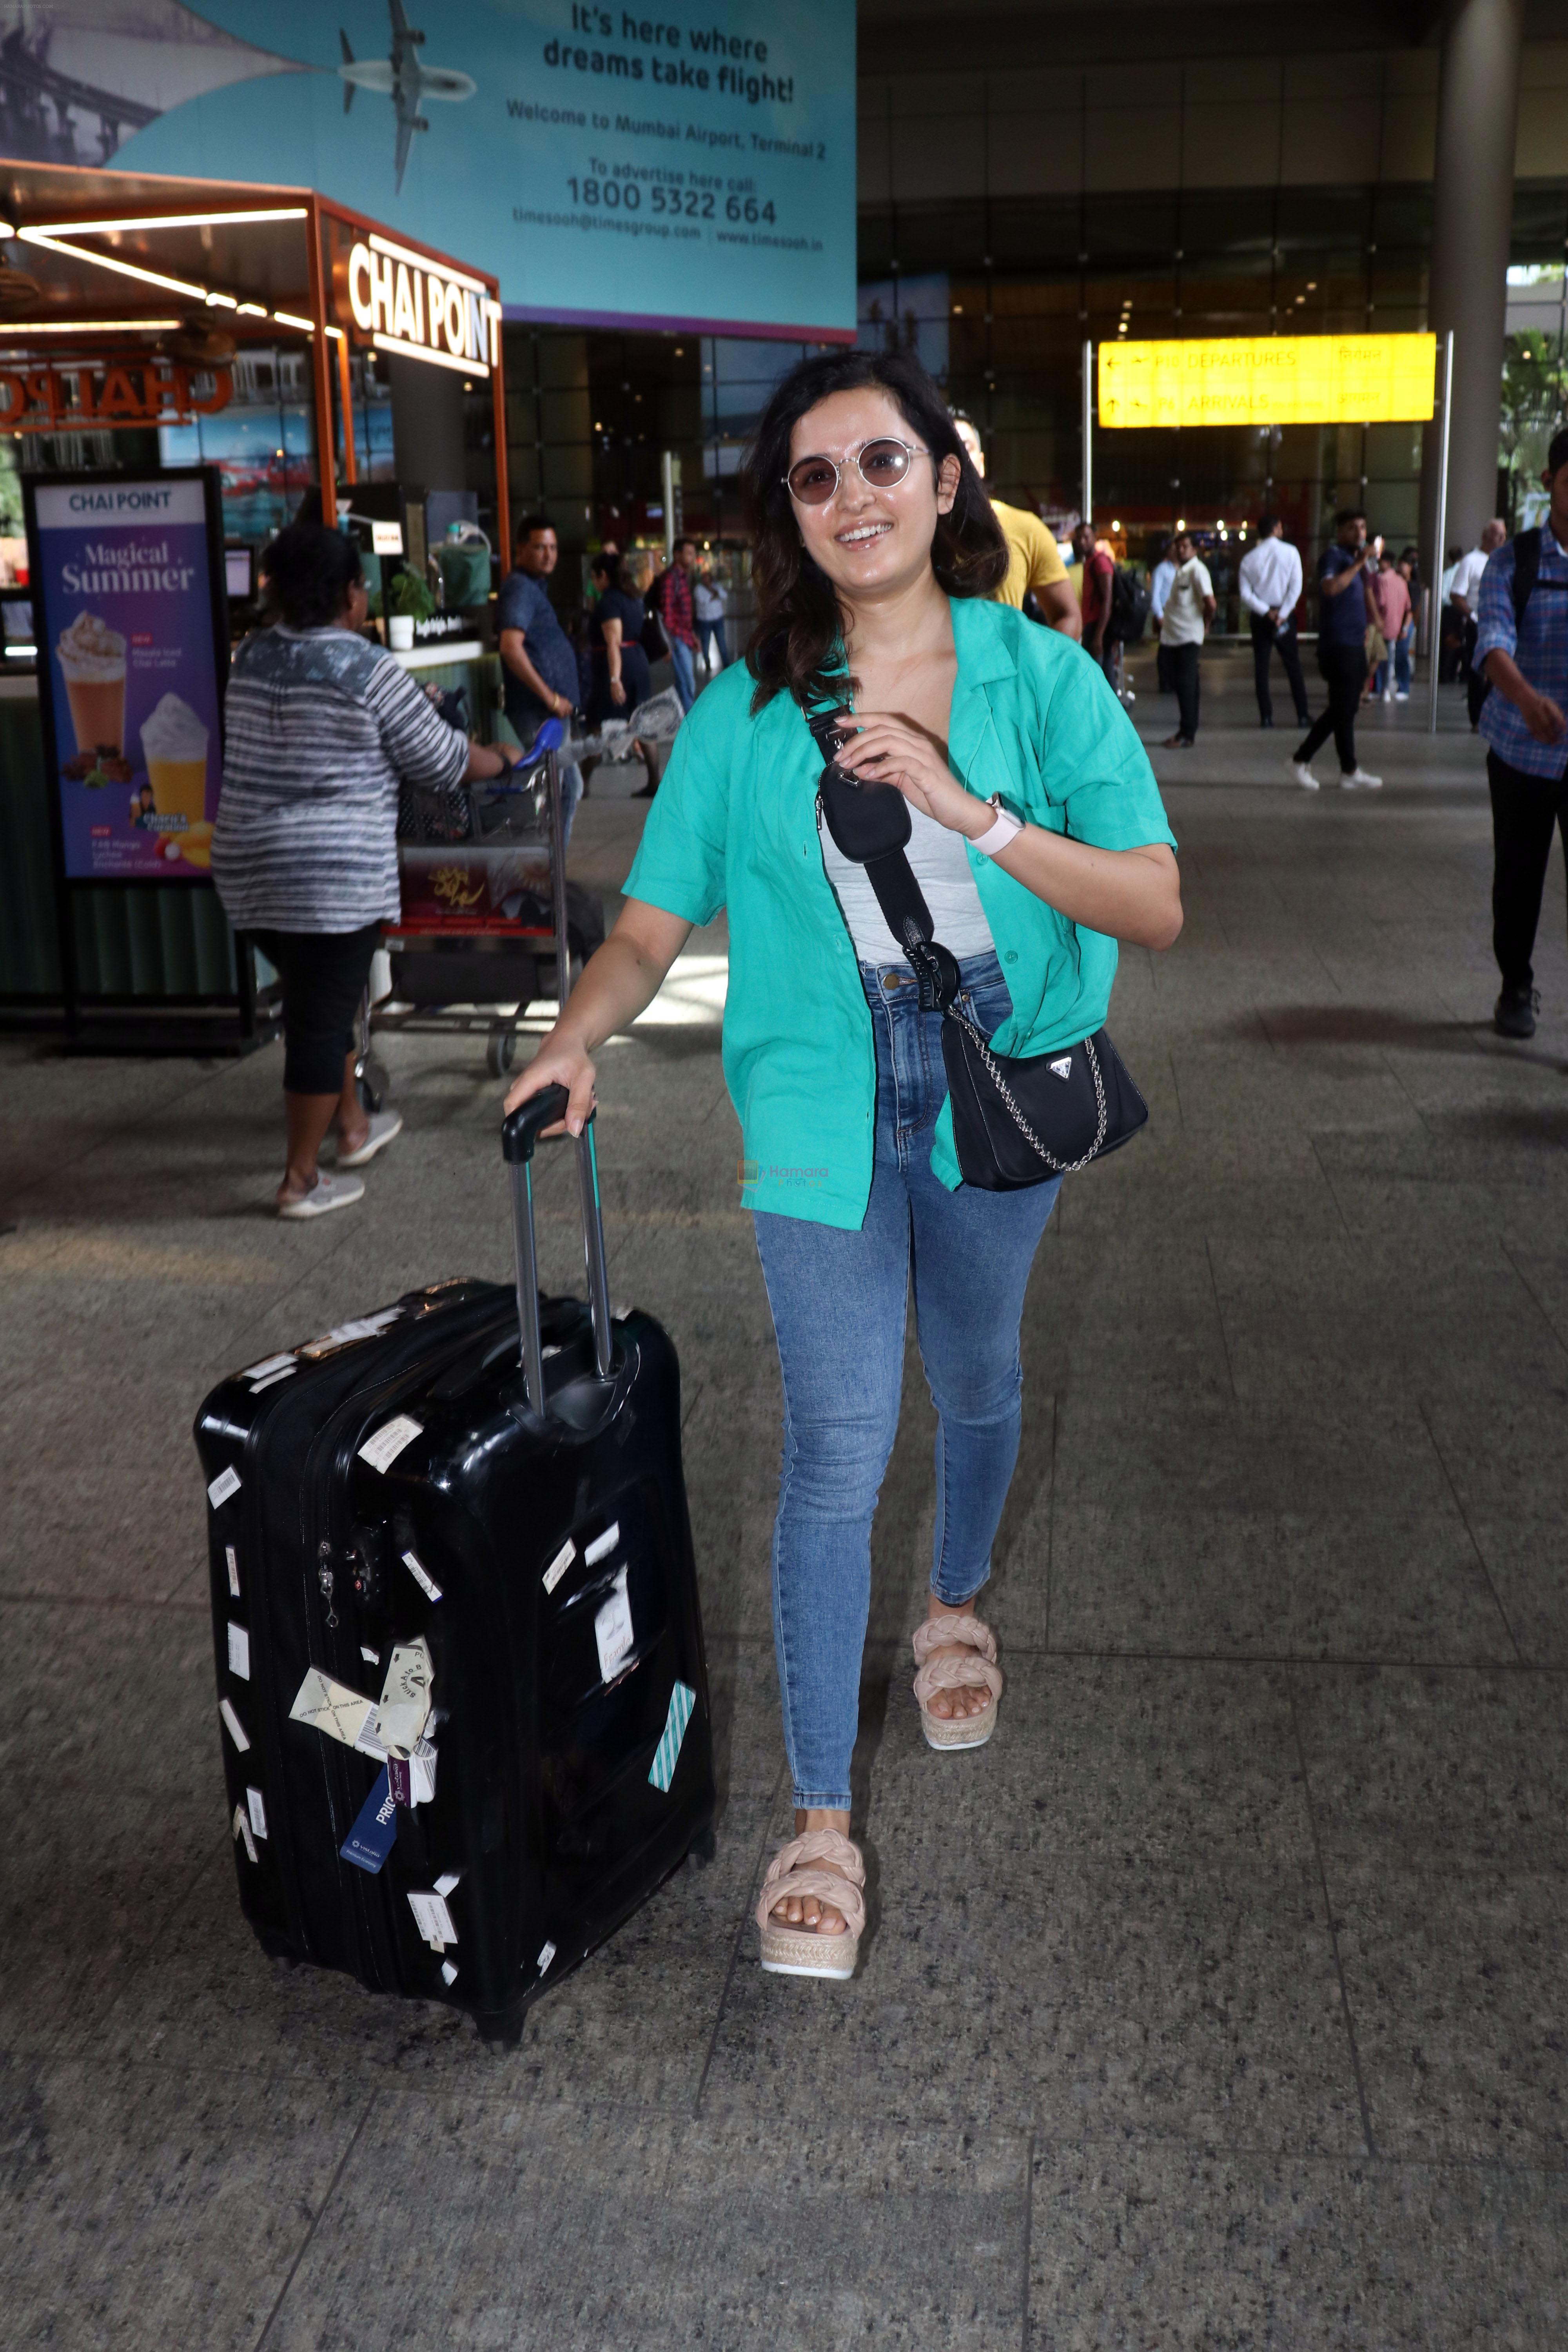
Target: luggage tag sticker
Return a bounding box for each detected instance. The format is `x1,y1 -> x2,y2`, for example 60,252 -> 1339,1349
246,1787 -> 269,1840
232,1804 -> 258,1864
358,1415 -> 423,1476
207,1466 -> 241,1510
648,1680 -> 697,1793
542,1538 -> 575,1595
386,1755 -> 412,1808
354,1717 -> 389,1764
361,1646 -> 380,1666
377,1638 -> 434,1754
289,1667 -> 376,1750
536,1940 -> 556,1976
225,1546 -> 240,1599
584,1522 -> 620,1569
241,1352 -> 295,1382
408,1889 -> 456,1948
219,1697 -> 250,1753
226,1623 -> 250,1681
441,1960 -> 458,1987
249,1365 -> 298,1394
340,1768 -> 399,1875
434,1871 -> 460,1898
593,1564 -> 634,1684
300,1307 -> 404,1361
402,1549 -> 443,1602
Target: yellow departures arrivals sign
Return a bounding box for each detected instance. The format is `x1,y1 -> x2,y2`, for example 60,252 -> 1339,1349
1098,334 -> 1437,428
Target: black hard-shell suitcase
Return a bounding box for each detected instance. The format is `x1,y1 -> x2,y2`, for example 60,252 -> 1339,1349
192,1087 -> 715,2046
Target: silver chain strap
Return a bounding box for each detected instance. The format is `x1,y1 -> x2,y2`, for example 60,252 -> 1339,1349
949,1007 -> 1109,1176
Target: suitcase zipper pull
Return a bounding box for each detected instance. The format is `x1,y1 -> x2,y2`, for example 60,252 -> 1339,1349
318,1543 -> 339,1630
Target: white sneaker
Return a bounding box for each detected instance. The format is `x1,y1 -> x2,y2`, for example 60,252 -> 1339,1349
1287,759 -> 1320,790
278,1171 -> 365,1220
1395,691 -> 1409,702
1381,689 -> 1394,704
338,1109 -> 403,1168
1340,768 -> 1383,790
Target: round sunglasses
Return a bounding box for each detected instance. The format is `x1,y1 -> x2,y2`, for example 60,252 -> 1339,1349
783,436 -> 933,507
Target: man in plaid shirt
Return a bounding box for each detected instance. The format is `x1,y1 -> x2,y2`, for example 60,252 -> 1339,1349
653,537 -> 699,712
1477,426 -> 1568,1037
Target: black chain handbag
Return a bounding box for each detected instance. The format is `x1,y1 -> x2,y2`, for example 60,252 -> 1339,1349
808,710 -> 1148,1191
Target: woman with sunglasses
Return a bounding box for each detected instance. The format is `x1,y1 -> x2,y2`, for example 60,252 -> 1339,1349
505,349 -> 1181,1979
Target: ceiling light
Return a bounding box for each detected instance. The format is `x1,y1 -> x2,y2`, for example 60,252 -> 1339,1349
1176,517 -> 1186,530
205,292 -> 238,309
272,310 -> 316,332
19,228 -> 209,302
0,317 -> 181,333
1307,280 -> 1317,290
0,220 -> 14,240
29,207 -> 308,236
235,303 -> 267,318
1111,519 -> 1120,530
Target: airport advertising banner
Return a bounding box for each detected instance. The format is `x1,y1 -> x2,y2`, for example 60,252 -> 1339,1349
27,474 -> 226,882
1099,335 -> 1439,430
63,0 -> 858,341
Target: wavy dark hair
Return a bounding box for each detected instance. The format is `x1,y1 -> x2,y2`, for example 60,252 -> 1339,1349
742,348 -> 1007,711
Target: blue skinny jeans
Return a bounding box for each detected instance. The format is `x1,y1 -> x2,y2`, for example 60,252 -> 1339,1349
752,951 -> 1062,1811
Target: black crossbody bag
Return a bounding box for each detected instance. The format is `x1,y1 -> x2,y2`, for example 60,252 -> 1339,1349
807,710 -> 1149,1191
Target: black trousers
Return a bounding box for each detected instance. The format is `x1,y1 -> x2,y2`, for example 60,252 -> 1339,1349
1463,618 -> 1492,728
1295,645 -> 1366,775
1168,642 -> 1200,741
250,925 -> 380,1095
1488,750 -> 1568,993
1156,640 -> 1175,696
1249,613 -> 1310,725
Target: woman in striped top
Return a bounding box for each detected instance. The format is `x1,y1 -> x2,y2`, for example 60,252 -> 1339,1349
214,523 -> 516,1218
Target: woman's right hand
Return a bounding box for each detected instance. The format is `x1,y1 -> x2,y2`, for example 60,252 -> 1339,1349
610,677 -> 627,706
504,1033 -> 597,1137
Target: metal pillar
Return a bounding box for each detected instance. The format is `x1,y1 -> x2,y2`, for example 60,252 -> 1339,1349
1427,330 -> 1455,737
1082,340 -> 1093,530
1420,0 -> 1524,576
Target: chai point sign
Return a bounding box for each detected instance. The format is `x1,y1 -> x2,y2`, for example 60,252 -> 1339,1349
1098,334 -> 1439,430
343,233 -> 504,376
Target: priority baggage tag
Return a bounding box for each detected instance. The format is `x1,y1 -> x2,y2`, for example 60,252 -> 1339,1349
593,1565 -> 634,1684
340,1768 -> 399,1875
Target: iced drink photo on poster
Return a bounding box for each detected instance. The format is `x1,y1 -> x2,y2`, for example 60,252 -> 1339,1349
56,609 -> 126,759
140,691 -> 209,829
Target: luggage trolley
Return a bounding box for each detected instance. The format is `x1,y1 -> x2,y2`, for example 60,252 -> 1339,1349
368,720 -> 602,1081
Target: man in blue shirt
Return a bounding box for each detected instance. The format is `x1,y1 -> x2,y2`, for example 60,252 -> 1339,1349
1475,428 -> 1568,1036
1150,538 -> 1176,697
496,515 -> 584,841
1287,509 -> 1383,792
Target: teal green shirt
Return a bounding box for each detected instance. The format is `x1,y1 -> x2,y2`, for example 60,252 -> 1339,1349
624,594 -> 1176,1229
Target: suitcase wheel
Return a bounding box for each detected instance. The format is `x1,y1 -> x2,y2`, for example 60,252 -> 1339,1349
684,1824 -> 718,1870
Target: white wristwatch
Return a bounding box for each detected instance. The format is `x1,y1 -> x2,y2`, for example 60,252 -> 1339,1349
971,795 -> 1024,858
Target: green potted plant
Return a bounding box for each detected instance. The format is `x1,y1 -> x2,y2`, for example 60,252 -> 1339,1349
384,565 -> 437,649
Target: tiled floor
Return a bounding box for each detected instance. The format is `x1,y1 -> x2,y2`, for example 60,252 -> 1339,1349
4,659 -> 1566,2347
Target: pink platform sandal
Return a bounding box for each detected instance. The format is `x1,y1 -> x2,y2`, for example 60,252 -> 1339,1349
755,1829 -> 866,1980
912,1612 -> 1003,1751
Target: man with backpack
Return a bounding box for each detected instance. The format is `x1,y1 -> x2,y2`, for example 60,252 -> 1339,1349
1475,431 -> 1568,1037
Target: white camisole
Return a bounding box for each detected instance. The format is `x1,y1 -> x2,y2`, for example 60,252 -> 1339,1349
819,794 -> 996,964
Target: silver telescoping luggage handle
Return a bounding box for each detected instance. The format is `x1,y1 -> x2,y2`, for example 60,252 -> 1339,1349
501,1086 -> 614,1414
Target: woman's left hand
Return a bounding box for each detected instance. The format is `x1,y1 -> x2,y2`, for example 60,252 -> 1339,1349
834,713 -> 987,841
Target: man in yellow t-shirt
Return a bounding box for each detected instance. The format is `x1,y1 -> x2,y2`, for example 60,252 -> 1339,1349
952,414 -> 1081,639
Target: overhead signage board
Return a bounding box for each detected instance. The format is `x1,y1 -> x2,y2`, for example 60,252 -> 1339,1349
25,471 -> 227,882
91,0 -> 857,342
1098,335 -> 1439,429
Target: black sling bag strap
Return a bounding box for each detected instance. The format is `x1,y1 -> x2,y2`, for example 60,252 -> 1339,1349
806,706 -> 1149,1189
